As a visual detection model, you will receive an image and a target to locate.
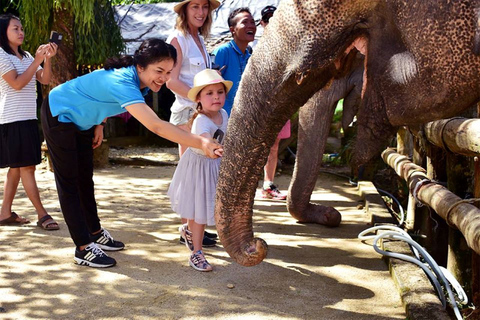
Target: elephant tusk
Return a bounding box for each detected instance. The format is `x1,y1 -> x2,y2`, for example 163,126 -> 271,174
295,70 -> 310,85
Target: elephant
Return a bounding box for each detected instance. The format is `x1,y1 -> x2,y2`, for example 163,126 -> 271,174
214,0 -> 480,267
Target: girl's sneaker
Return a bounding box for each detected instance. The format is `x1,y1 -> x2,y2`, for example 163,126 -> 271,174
179,224 -> 194,251
189,250 -> 213,272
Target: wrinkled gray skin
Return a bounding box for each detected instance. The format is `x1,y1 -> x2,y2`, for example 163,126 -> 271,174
215,0 -> 480,266
288,54 -> 363,226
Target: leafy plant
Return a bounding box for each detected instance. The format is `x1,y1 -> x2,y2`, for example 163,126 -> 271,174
16,0 -> 124,65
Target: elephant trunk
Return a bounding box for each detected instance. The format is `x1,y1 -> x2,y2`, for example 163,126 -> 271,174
215,0 -> 358,266
215,106 -> 282,266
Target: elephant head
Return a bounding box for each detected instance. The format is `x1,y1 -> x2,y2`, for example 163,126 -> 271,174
215,0 -> 480,266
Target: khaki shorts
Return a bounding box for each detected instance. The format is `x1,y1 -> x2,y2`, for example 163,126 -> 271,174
169,107 -> 194,126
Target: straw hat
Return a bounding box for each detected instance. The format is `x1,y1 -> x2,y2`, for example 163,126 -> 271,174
173,0 -> 221,14
187,69 -> 233,102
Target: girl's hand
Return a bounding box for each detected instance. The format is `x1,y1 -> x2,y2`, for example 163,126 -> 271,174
214,147 -> 224,157
202,137 -> 223,158
45,43 -> 58,59
92,125 -> 104,149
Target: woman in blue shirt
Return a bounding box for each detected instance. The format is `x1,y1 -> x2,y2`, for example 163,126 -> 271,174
41,38 -> 222,268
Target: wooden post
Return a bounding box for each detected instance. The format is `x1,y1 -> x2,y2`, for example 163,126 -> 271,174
472,156 -> 480,318
405,137 -> 424,230
397,126 -> 413,157
152,91 -> 159,114
422,144 -> 449,267
446,152 -> 473,298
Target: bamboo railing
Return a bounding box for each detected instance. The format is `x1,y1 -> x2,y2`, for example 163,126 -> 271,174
381,148 -> 480,256
423,118 -> 480,156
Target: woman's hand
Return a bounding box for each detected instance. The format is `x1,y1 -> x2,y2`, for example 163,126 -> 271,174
92,125 -> 104,149
45,43 -> 58,59
201,137 -> 223,158
34,44 -> 49,63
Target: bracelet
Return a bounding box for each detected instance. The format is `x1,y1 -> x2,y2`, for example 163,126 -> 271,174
99,122 -> 107,126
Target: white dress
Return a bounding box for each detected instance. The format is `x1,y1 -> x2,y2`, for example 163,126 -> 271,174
167,109 -> 228,225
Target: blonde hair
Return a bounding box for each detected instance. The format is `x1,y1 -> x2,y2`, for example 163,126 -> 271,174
175,1 -> 213,38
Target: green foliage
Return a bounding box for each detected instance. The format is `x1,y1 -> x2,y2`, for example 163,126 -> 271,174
0,0 -> 18,14
111,0 -> 177,4
16,0 -> 124,64
333,99 -> 343,123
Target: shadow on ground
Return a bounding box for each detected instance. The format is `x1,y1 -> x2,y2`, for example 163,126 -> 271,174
0,155 -> 405,320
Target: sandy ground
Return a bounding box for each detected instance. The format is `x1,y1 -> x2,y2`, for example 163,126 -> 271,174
0,148 -> 406,320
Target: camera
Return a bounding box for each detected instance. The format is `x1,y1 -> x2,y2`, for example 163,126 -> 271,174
49,31 -> 63,45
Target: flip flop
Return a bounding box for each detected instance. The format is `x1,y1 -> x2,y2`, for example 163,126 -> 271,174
36,214 -> 60,231
0,212 -> 30,225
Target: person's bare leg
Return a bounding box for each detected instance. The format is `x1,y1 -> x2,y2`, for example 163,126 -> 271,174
19,166 -> 50,220
178,123 -> 190,225
188,220 -> 205,252
0,168 -> 28,223
264,137 -> 281,184
0,168 -> 20,218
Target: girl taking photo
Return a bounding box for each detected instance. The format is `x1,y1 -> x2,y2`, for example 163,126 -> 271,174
0,13 -> 59,230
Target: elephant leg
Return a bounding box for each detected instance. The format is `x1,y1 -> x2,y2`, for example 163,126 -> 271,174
287,91 -> 341,227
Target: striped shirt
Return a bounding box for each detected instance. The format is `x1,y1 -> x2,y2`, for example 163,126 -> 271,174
0,48 -> 42,124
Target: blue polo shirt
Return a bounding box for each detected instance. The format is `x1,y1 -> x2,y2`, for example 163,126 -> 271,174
212,40 -> 251,115
49,65 -> 149,131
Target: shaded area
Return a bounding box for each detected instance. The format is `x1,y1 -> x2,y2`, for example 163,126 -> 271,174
0,150 -> 404,319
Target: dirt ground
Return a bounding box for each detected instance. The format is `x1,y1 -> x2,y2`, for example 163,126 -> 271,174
0,147 -> 406,320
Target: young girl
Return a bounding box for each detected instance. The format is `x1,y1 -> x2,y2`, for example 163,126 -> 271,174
167,0 -> 221,248
0,13 -> 59,229
42,38 -> 222,268
168,69 -> 232,272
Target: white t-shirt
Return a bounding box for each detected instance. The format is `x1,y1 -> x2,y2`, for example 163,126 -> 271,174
191,109 -> 228,155
0,48 -> 42,124
167,29 -> 211,113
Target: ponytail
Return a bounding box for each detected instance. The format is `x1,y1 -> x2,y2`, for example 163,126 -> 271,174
104,38 -> 177,70
188,103 -> 203,128
104,55 -> 134,70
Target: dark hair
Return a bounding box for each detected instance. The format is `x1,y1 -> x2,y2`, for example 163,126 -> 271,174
0,13 -> 27,57
261,5 -> 276,23
104,38 -> 177,70
227,7 -> 252,28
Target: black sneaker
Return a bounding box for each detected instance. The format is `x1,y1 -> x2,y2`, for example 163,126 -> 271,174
74,243 -> 116,268
179,235 -> 217,247
91,229 -> 125,251
202,236 -> 217,247
204,230 -> 218,240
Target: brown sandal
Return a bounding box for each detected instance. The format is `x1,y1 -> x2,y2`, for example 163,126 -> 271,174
0,212 -> 30,225
37,214 -> 59,231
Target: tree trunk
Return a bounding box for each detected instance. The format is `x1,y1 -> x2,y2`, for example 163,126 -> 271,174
45,6 -> 77,95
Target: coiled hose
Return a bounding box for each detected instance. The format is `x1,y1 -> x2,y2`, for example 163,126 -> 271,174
359,226 -> 467,320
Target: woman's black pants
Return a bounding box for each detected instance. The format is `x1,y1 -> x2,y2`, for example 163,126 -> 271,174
41,97 -> 101,247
